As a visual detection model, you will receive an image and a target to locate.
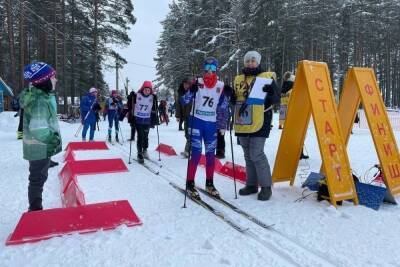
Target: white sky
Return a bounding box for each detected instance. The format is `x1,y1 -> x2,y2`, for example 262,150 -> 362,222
103,0 -> 171,93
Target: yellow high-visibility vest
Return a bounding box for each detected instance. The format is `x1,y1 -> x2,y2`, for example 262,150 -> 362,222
233,72 -> 276,133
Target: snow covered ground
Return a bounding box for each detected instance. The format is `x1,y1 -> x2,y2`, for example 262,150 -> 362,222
1,111 -> 400,267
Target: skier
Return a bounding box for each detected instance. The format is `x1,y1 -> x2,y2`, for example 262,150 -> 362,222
181,57 -> 231,198
231,51 -> 280,201
21,62 -> 62,211
105,90 -> 123,143
134,81 -> 158,163
80,87 -> 101,141
127,90 -> 137,141
158,100 -> 169,125
176,78 -> 193,156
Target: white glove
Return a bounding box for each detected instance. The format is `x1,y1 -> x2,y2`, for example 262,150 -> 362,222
219,129 -> 226,135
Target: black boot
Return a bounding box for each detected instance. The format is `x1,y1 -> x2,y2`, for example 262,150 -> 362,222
137,153 -> 144,164
49,160 -> 59,168
258,187 -> 272,201
186,180 -> 200,199
205,180 -> 220,198
108,134 -> 112,143
215,149 -> 225,159
239,185 -> 258,196
115,134 -> 120,143
300,150 -> 309,160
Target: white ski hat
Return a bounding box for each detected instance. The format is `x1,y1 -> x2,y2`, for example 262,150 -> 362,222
89,87 -> 98,93
244,51 -> 261,65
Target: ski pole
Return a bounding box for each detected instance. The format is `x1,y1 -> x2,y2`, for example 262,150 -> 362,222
118,115 -> 125,144
229,105 -> 238,199
128,135 -> 132,164
155,100 -> 161,161
183,89 -> 197,208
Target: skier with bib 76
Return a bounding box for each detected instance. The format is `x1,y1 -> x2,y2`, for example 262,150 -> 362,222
181,57 -> 232,199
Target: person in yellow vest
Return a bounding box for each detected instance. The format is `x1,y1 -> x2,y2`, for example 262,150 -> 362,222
232,51 -> 280,201
279,71 -> 309,160
279,71 -> 295,129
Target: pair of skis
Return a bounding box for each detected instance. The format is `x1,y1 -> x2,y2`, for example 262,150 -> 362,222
169,181 -> 274,233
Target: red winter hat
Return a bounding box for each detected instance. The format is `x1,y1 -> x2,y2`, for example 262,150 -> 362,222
140,81 -> 153,92
111,90 -> 117,95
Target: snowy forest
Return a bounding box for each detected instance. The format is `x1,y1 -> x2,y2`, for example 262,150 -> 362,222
155,0 -> 400,107
0,0 -> 135,110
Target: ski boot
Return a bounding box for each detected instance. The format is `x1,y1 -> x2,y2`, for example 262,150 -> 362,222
258,186 -> 272,201
205,180 -> 220,198
17,131 -> 23,140
115,134 -> 120,143
137,153 -> 145,164
239,185 -> 258,196
186,181 -> 200,200
108,134 -> 112,143
143,150 -> 149,159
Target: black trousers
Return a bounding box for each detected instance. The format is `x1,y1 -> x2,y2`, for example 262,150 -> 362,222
179,118 -> 184,130
18,109 -> 24,132
216,130 -> 225,155
130,122 -> 136,140
28,158 -> 50,211
136,124 -> 150,154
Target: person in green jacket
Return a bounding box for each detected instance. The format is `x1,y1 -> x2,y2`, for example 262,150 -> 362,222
21,62 -> 62,211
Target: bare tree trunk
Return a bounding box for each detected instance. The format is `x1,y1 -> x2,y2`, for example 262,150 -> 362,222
71,0 -> 76,105
19,1 -> 25,93
93,0 -> 99,87
62,0 -> 68,112
5,0 -> 17,93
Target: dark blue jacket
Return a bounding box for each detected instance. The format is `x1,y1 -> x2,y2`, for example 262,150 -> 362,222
80,93 -> 99,125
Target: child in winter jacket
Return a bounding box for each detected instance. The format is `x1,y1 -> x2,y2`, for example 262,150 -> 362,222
105,90 -> 123,143
21,62 -> 62,211
134,81 -> 158,163
181,57 -> 231,199
80,87 -> 101,141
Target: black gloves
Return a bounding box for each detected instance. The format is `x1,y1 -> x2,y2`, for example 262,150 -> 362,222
262,82 -> 275,94
190,83 -> 199,93
93,103 -> 101,111
223,85 -> 233,98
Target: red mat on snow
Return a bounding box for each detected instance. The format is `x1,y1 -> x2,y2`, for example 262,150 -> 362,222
217,161 -> 247,184
6,200 -> 142,246
155,143 -> 177,156
64,141 -> 109,162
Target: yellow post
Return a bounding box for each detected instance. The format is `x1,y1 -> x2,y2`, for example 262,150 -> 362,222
272,61 -> 358,206
338,68 -> 400,196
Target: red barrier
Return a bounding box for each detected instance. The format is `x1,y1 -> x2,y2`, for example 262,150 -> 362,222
6,200 -> 142,245
217,162 -> 247,184
62,180 -> 85,208
59,159 -> 128,207
64,141 -> 109,162
155,143 -> 177,156
199,154 -> 223,172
